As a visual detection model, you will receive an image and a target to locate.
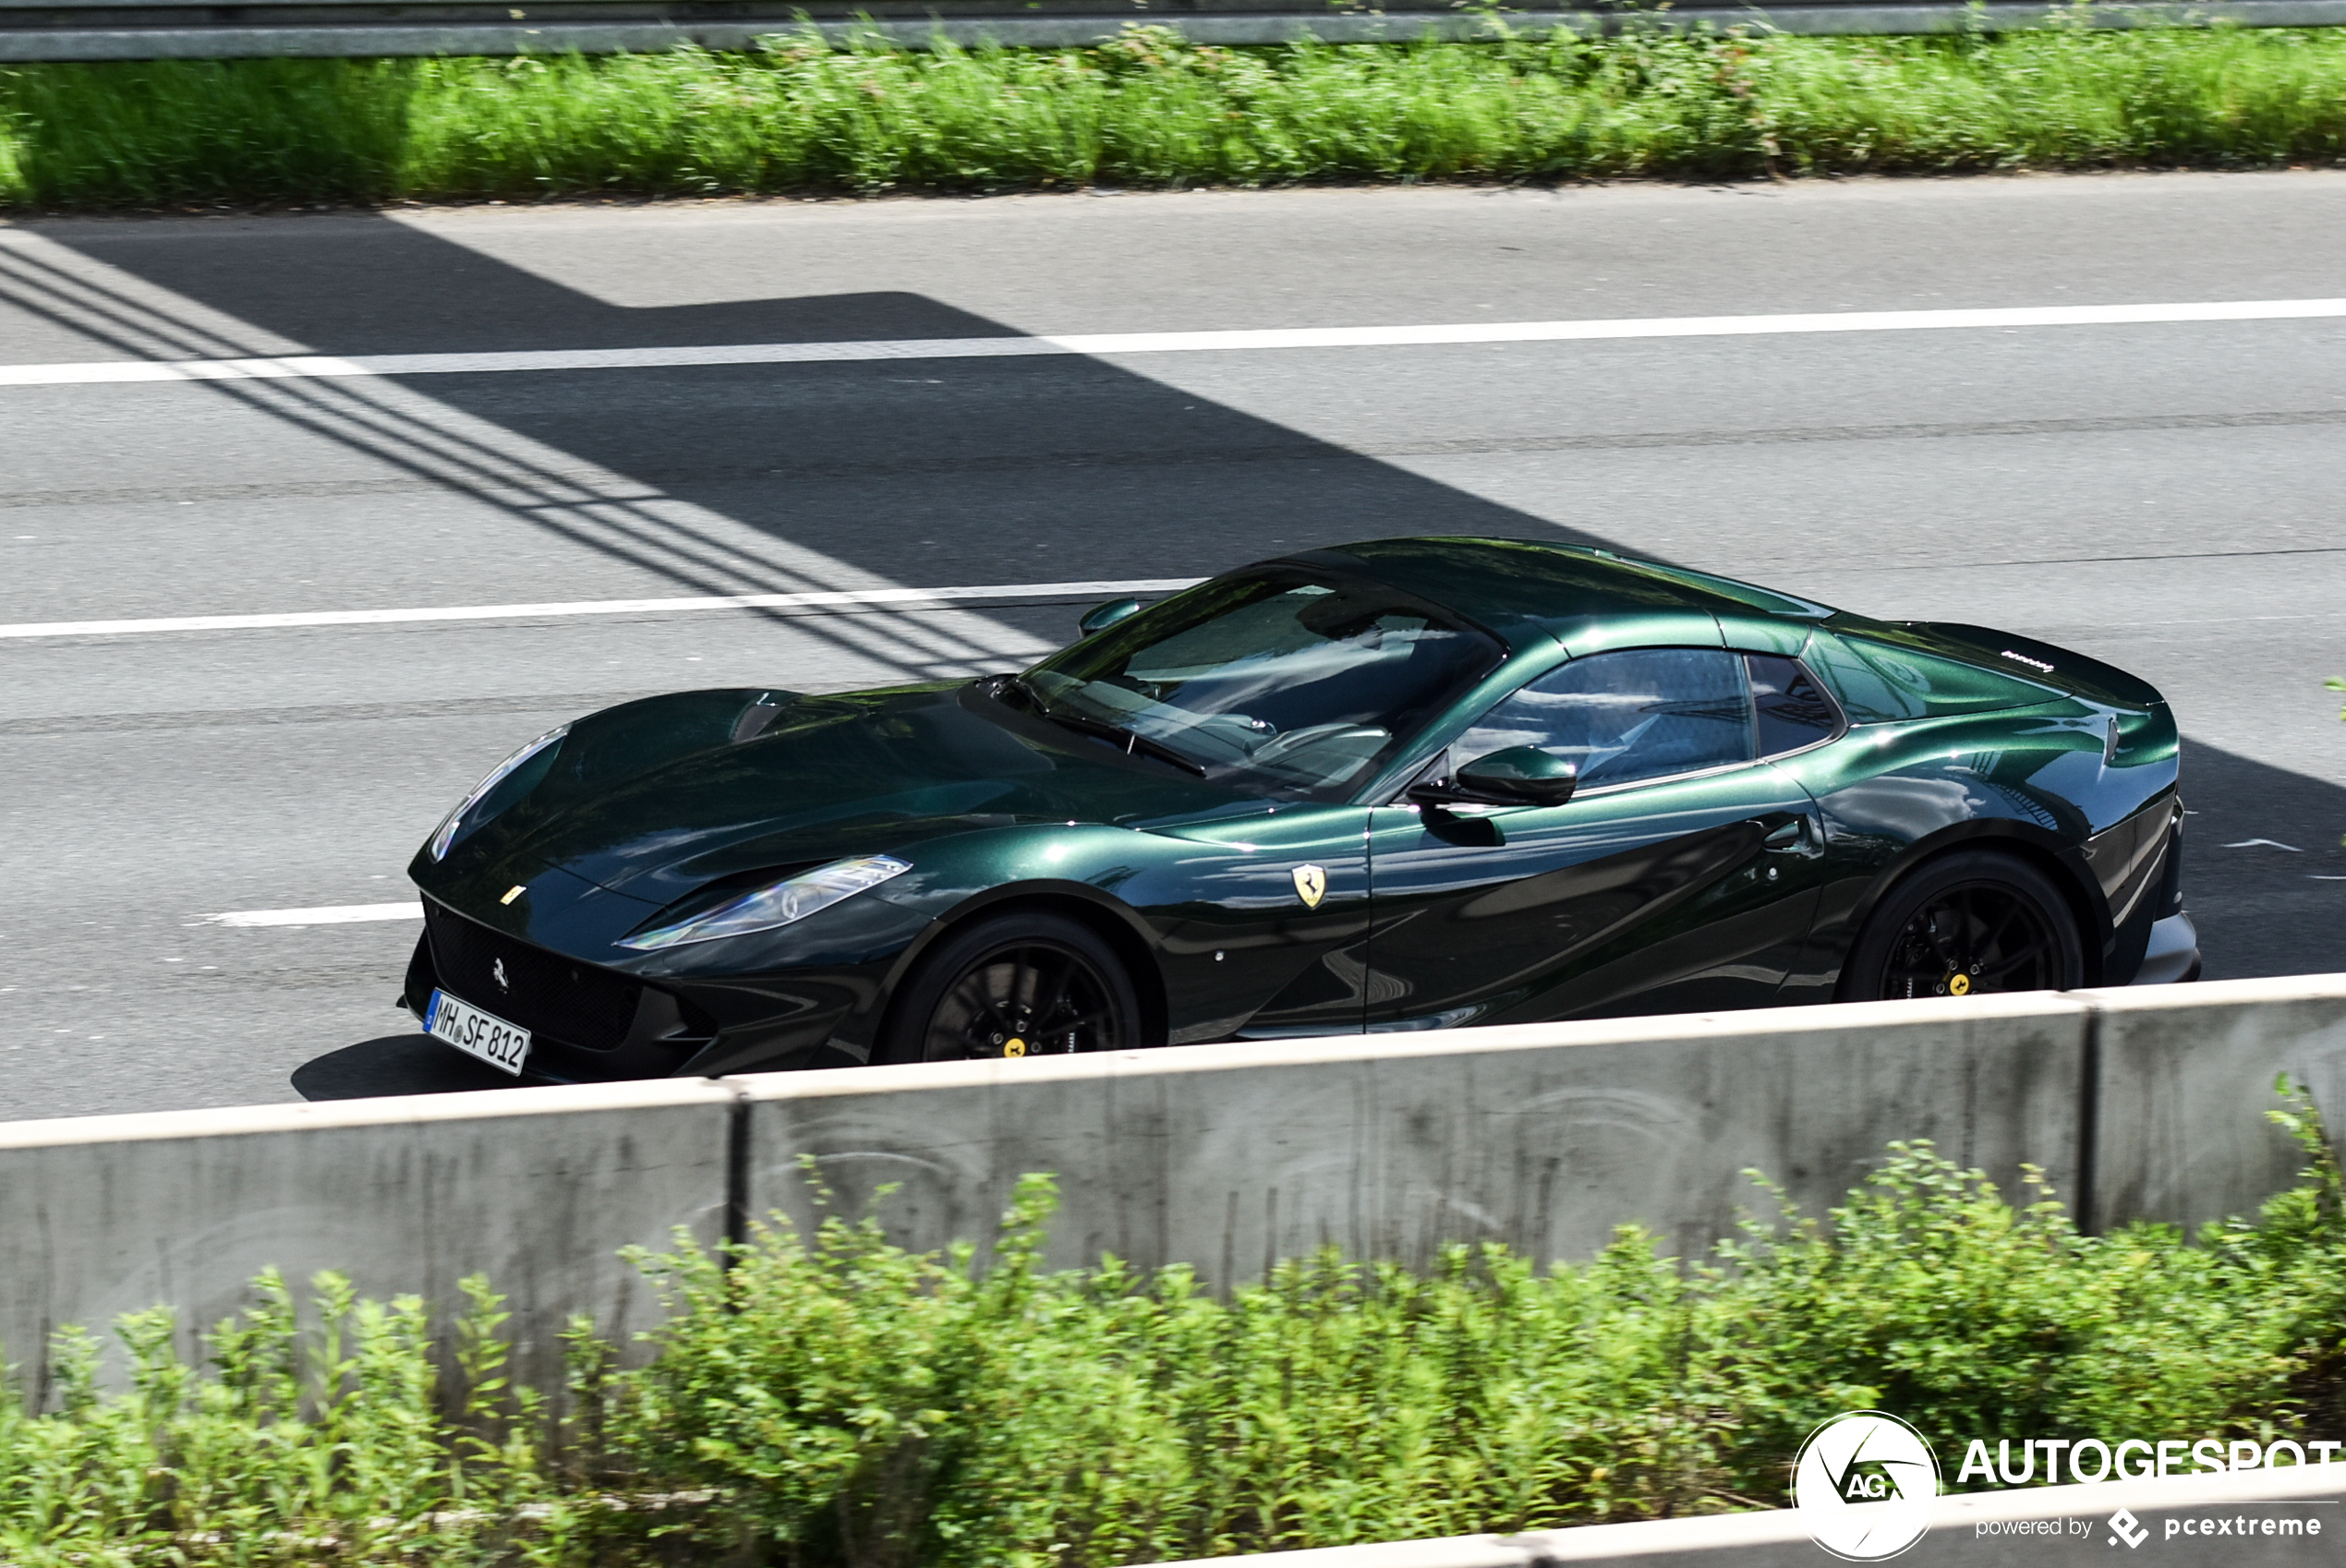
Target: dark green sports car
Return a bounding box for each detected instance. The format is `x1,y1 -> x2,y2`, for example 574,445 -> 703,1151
402,537 -> 2197,1082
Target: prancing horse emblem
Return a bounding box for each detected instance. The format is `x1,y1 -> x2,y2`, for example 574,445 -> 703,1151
1291,864 -> 1327,909
493,958 -> 510,992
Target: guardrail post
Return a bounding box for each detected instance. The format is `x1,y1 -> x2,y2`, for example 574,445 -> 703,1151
723,1085 -> 753,1261
2075,1001 -> 2103,1236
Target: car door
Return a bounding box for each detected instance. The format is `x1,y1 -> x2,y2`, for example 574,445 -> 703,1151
1143,803 -> 1374,1041
1363,646 -> 1828,1028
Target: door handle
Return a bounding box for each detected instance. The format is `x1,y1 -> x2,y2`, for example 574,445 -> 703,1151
1762,818 -> 1804,850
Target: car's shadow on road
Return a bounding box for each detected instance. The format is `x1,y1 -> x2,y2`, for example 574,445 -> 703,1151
2180,740 -> 2346,981
293,1034 -> 518,1101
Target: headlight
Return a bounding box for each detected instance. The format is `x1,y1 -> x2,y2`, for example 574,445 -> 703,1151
617,855 -> 912,952
427,725 -> 570,862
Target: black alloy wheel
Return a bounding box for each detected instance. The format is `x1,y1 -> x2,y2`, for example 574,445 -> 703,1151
877,911 -> 1141,1066
1842,850 -> 2086,1002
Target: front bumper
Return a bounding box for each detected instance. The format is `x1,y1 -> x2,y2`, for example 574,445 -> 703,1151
400,898 -> 895,1082
2134,911 -> 2203,985
402,923 -> 712,1083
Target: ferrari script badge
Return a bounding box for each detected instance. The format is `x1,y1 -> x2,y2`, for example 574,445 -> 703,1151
1291,864 -> 1328,909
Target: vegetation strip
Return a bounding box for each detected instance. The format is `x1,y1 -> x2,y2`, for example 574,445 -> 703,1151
5,1088 -> 2345,1564
5,22 -> 2346,207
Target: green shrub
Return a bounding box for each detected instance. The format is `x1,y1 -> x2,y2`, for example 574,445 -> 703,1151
609,1173 -> 1709,1565
5,24 -> 2346,207
6,1100 -> 2344,1564
0,1270 -> 550,1565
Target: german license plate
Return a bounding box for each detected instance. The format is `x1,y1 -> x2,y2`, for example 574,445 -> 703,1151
424,988 -> 530,1076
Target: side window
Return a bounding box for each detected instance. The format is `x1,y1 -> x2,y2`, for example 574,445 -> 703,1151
1455,648 -> 1755,791
1747,654 -> 1844,756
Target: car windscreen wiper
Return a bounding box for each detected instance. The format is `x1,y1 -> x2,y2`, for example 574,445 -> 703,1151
995,676 -> 1208,777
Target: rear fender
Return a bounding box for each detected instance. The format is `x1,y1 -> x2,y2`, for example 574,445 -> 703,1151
1796,702 -> 2182,989
1839,821 -> 2111,985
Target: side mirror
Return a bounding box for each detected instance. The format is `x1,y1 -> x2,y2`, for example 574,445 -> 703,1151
1441,747 -> 1579,807
1079,597 -> 1143,636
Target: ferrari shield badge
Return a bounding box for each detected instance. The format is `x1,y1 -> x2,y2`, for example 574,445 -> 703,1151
1291,864 -> 1328,909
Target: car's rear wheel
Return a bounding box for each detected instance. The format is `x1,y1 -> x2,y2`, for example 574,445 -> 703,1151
875,911 -> 1140,1065
1841,850 -> 2086,1001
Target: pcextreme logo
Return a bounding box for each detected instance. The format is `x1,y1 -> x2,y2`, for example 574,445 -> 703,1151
1792,1411 -> 1942,1562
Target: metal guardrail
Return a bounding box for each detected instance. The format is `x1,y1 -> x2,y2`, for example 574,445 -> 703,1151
3,0 -> 2344,61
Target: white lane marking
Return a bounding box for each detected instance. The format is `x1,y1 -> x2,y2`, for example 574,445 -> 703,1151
0,577 -> 1202,642
3,298 -> 2343,388
205,901 -> 422,927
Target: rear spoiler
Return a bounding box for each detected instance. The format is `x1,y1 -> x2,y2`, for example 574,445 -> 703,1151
1887,622 -> 2166,712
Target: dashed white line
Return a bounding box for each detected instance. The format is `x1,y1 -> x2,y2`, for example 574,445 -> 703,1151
0,577 -> 1203,642
204,902 -> 422,927
2,298 -> 2341,388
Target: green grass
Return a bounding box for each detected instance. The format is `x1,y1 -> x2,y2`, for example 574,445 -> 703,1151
5,22 -> 2346,207
6,1093 -> 2346,1565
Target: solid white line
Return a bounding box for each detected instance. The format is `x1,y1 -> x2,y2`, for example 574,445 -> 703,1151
0,577 -> 1203,641
206,901 -> 422,927
3,298 -> 2342,388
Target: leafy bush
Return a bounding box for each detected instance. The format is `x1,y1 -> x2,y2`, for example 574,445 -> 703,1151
6,1098 -> 2345,1564
0,1271 -> 551,1565
6,23 -> 2346,206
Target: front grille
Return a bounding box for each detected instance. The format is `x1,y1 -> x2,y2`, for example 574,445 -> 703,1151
425,900 -> 641,1052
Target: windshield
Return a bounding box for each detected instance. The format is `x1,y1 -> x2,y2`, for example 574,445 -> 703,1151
1016,571 -> 1504,801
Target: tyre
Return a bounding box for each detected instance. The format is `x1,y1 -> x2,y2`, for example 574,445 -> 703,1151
1840,850 -> 2086,1001
875,910 -> 1141,1065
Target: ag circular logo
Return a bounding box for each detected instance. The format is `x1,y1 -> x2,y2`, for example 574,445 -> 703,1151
1791,1410 -> 1941,1561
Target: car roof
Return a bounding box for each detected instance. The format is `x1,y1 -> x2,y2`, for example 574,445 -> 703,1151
1281,537 -> 1837,645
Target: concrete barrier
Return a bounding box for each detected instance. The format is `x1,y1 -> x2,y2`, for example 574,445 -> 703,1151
0,1079 -> 735,1398
2085,974 -> 2346,1235
1130,1462 -> 2346,1565
7,977 -> 2346,1403
735,995 -> 2090,1279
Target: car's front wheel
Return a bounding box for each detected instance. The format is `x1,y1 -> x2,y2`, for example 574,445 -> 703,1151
1841,850 -> 2086,1001
875,911 -> 1141,1065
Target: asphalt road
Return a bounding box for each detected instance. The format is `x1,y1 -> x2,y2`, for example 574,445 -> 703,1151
4,173 -> 2343,1124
